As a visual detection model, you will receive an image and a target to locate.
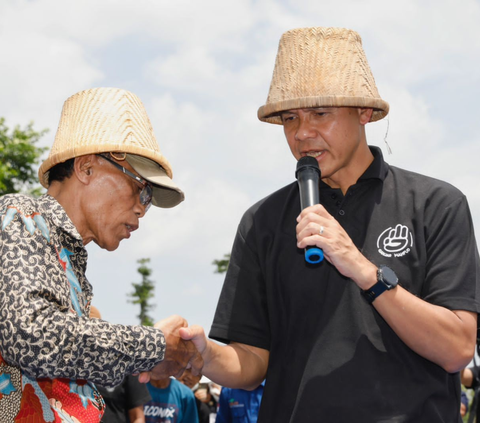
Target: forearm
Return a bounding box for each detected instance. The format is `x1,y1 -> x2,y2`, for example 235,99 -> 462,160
305,196 -> 479,373
373,285 -> 477,373
0,303 -> 165,385
201,340 -> 268,390
347,257 -> 476,373
1,263 -> 165,383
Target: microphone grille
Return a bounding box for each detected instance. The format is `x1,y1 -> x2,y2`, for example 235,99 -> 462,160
296,156 -> 320,179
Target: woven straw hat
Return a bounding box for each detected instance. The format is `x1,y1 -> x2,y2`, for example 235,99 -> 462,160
39,87 -> 184,208
257,27 -> 389,124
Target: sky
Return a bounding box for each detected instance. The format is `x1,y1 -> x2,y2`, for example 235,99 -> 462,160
1,0 -> 480,338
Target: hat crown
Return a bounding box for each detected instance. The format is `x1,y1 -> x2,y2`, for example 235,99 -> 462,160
258,27 -> 389,124
39,87 -> 173,187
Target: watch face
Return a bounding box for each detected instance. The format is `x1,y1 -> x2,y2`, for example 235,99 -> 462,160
380,266 -> 398,288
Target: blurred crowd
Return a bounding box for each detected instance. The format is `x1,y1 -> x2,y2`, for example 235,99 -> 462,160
461,364 -> 480,421
98,367 -> 263,423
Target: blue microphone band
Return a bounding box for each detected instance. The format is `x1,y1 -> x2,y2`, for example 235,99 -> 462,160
305,246 -> 324,264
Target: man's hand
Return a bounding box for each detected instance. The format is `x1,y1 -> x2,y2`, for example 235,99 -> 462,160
179,325 -> 209,356
180,326 -> 269,390
138,315 -> 203,383
296,204 -> 377,289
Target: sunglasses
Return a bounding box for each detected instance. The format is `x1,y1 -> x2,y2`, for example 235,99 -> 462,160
98,153 -> 153,212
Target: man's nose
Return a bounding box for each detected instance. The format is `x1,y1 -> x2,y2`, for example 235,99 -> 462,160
294,117 -> 316,141
134,198 -> 146,218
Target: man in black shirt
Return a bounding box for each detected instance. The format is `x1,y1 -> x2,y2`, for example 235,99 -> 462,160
181,27 -> 480,422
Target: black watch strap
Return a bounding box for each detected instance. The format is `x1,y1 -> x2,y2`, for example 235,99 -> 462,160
362,281 -> 389,304
362,265 -> 399,304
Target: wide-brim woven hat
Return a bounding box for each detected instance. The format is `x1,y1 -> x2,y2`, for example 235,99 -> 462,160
39,87 -> 184,208
257,27 -> 389,124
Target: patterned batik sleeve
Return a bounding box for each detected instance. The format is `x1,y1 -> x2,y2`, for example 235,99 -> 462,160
0,203 -> 166,386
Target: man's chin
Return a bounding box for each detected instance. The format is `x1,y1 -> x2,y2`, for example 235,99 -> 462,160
94,239 -> 121,252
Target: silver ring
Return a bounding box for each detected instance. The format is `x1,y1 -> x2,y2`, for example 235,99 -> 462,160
319,226 -> 324,235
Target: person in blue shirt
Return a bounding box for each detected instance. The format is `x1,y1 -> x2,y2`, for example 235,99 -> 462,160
144,377 -> 199,423
216,381 -> 265,423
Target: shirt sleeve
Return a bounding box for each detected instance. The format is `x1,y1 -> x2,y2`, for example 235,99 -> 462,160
0,209 -> 165,386
421,194 -> 480,312
209,204 -> 271,350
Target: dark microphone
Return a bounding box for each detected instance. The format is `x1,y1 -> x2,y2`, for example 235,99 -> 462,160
295,156 -> 324,264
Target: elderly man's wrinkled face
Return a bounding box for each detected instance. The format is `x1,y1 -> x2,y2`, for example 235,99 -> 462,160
99,154 -> 153,211
83,155 -> 149,251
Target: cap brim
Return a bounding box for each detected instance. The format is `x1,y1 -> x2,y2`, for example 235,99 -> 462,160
126,154 -> 185,208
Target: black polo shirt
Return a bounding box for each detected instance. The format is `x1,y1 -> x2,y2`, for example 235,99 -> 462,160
210,146 -> 480,423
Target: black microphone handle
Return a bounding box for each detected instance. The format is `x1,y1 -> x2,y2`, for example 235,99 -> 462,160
296,157 -> 324,264
298,169 -> 320,209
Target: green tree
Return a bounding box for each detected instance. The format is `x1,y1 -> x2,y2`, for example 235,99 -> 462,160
0,117 -> 48,197
129,258 -> 156,326
213,253 -> 230,274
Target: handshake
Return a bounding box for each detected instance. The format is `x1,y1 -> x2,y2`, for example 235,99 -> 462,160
137,315 -> 206,383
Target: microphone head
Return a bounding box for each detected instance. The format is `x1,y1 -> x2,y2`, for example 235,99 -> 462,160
295,156 -> 320,179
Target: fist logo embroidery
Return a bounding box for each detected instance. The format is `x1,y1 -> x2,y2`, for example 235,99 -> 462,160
377,224 -> 413,258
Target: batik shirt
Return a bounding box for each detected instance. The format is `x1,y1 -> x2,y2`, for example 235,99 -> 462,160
0,194 -> 166,422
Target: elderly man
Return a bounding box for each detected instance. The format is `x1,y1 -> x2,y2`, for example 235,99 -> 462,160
181,27 -> 480,422
0,87 -> 201,422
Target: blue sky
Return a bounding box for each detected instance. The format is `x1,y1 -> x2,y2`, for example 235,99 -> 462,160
1,0 -> 479,336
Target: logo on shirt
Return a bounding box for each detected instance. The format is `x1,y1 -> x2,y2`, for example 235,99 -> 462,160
144,405 -> 177,419
377,224 -> 413,258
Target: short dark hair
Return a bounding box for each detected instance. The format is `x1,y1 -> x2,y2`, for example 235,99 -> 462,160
48,158 -> 75,185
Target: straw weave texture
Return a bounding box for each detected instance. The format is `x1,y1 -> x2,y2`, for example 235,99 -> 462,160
39,87 -> 173,187
258,27 -> 389,124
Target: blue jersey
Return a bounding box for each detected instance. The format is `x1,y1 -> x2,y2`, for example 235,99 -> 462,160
216,381 -> 264,423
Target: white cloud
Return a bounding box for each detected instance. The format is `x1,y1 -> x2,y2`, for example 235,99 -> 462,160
146,47 -> 223,92
367,84 -> 445,169
0,1 -> 104,133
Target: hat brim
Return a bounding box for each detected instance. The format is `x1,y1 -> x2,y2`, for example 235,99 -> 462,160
126,154 -> 184,209
258,96 -> 389,124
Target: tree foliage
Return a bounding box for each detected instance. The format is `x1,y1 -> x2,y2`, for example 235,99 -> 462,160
0,117 -> 48,197
129,258 -> 156,326
212,253 -> 230,274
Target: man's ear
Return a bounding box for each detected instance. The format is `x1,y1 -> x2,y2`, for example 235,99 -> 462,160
74,155 -> 96,184
359,108 -> 374,125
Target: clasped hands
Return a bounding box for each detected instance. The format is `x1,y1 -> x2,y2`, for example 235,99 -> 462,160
137,315 -> 204,383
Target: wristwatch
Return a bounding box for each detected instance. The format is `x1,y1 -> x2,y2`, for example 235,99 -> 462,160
362,265 -> 398,304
